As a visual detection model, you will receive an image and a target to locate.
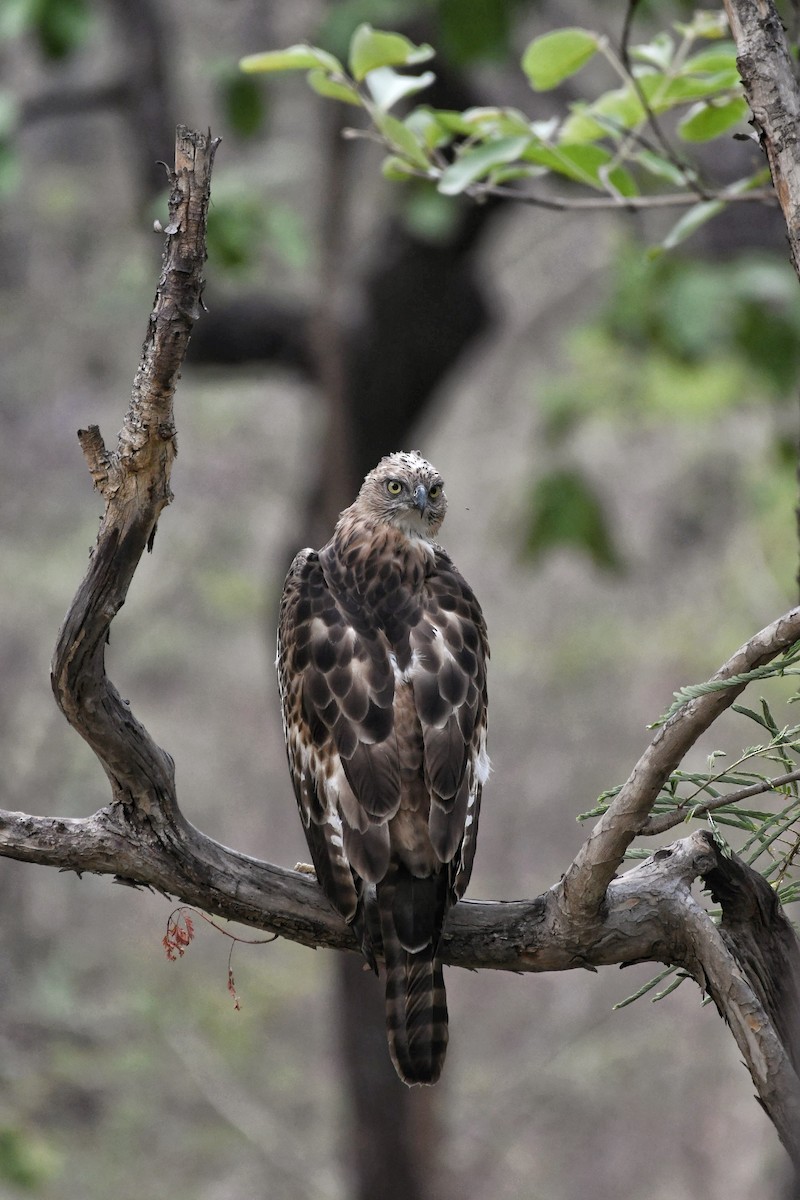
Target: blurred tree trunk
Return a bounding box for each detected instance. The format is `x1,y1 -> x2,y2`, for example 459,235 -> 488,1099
338,956 -> 442,1200
106,0 -> 176,202
301,70 -> 496,1200
20,0 -> 175,205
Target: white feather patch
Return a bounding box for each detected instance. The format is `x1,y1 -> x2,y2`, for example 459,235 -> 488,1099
474,729 -> 491,786
389,649 -> 420,684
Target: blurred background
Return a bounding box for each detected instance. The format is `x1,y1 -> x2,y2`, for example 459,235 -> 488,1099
1,1 -> 799,1197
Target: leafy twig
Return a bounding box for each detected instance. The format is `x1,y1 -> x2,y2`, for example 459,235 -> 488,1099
163,905 -> 279,1011
642,767 -> 800,835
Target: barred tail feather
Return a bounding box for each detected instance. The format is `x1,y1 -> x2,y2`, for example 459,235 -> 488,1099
378,872 -> 449,1086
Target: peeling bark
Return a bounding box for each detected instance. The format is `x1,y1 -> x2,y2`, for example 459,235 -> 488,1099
723,0 -> 800,282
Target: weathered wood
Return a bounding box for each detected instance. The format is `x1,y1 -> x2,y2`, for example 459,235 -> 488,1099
0,806 -> 751,974
695,834 -> 800,1166
701,834 -> 800,1076
51,126 -> 218,823
724,0 -> 800,282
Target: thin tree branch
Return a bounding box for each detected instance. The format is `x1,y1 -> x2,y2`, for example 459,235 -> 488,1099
465,185 -> 775,211
559,607 -> 800,923
361,161 -> 776,211
642,767 -> 800,836
618,0 -> 706,200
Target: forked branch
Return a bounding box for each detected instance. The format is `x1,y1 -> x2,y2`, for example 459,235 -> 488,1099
51,124 -> 218,823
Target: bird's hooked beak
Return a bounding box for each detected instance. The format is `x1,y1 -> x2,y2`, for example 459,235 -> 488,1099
413,484 -> 428,514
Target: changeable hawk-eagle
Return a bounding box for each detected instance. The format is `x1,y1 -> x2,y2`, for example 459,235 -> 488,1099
277,450 -> 489,1084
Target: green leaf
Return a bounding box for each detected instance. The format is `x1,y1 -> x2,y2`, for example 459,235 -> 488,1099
314,0 -> 419,61
559,105 -> 607,145
636,150 -> 689,186
522,28 -> 599,91
561,86 -> 647,143
240,45 -> 342,74
365,65 -> 435,109
459,106 -> 533,137
681,43 -> 738,74
381,155 -> 419,180
678,97 -> 749,142
658,69 -> 741,105
431,109 -> 475,135
307,70 -> 362,105
524,142 -> 638,195
523,468 -> 623,571
604,163 -> 638,198
674,11 -> 729,39
372,110 -> 431,169
488,163 -> 549,184
349,24 -> 434,82
654,199 -> 725,254
404,107 -> 454,150
629,32 -> 674,71
437,134 -> 531,195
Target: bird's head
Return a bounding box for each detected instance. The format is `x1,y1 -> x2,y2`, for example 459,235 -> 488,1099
356,450 -> 447,539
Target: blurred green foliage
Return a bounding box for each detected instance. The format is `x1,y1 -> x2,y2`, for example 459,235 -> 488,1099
203,188 -> 310,273
437,0 -> 520,65
0,92 -> 20,196
0,1125 -> 59,1189
216,70 -> 267,140
0,0 -> 91,58
524,468 -> 623,571
544,244 -> 800,439
525,243 -> 800,569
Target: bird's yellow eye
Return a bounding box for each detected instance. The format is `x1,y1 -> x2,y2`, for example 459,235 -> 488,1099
386,480 -> 403,496
428,484 -> 441,499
